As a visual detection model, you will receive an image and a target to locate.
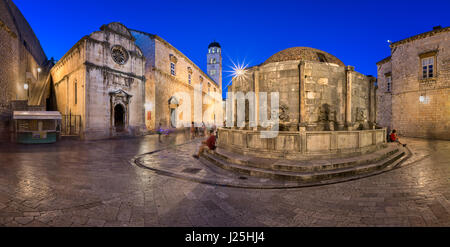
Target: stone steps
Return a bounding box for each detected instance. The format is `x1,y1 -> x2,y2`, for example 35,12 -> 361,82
213,145 -> 400,173
201,145 -> 406,183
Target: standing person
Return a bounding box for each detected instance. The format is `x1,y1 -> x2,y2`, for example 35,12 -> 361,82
193,129 -> 216,159
202,122 -> 206,136
190,122 -> 195,140
390,129 -> 407,147
157,123 -> 163,143
195,123 -> 199,137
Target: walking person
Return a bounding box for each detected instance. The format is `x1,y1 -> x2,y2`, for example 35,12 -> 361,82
157,122 -> 163,143
193,129 -> 217,159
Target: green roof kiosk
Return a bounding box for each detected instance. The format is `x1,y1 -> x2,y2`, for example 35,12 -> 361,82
13,111 -> 62,144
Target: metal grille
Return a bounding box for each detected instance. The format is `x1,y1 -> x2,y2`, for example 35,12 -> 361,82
61,115 -> 81,136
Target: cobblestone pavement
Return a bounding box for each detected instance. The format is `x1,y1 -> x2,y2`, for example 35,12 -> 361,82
0,133 -> 449,227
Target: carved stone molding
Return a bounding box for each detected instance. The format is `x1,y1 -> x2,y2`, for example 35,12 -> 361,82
169,54 -> 178,64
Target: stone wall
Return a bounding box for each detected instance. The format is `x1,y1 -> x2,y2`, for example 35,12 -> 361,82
376,59 -> 393,130
132,30 -> 222,130
304,61 -> 346,129
230,59 -> 376,131
0,0 -> 47,141
218,128 -> 387,160
377,28 -> 450,139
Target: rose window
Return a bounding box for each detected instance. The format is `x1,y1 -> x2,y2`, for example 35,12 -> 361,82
111,45 -> 129,65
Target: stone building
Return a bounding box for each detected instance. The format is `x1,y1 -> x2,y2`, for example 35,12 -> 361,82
131,30 -> 223,130
229,47 -> 377,131
376,26 -> 450,140
0,0 -> 51,140
50,22 -> 146,140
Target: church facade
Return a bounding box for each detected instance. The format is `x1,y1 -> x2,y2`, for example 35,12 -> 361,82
50,23 -> 146,140
376,26 -> 450,140
49,23 -> 223,140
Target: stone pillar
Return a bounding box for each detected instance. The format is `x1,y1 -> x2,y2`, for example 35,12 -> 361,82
231,78 -> 236,128
254,68 -> 259,130
345,66 -> 354,130
368,76 -> 376,128
298,62 -> 306,130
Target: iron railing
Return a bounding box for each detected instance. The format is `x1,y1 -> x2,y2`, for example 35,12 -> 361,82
61,115 -> 81,136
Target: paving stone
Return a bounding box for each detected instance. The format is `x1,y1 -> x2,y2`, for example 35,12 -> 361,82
86,218 -> 106,227
14,216 -> 34,225
0,135 -> 448,226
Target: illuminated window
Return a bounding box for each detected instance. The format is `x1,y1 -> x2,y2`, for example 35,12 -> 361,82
419,95 -> 430,104
170,62 -> 176,76
422,57 -> 434,79
386,76 -> 392,92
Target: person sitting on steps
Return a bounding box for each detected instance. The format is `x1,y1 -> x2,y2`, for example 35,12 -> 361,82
193,129 -> 216,159
390,129 -> 407,147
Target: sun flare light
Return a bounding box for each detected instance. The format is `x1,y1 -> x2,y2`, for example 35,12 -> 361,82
224,59 -> 250,89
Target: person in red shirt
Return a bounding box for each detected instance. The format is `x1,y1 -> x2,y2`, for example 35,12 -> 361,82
390,129 -> 407,147
193,129 -> 216,159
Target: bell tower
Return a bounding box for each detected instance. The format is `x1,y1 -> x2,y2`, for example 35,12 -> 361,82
207,41 -> 222,88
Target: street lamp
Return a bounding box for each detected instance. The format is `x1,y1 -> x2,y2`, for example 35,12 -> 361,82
24,82 -> 29,99
37,67 -> 41,81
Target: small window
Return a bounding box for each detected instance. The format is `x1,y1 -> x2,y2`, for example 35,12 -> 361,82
74,81 -> 77,104
317,53 -> 327,63
209,70 -> 216,75
422,57 -> 434,79
188,74 -> 191,84
214,87 -> 216,92
386,76 -> 392,92
170,62 -> 176,76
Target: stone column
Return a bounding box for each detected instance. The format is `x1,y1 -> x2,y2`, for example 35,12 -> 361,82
298,61 -> 306,131
345,66 -> 354,130
254,68 -> 259,130
368,76 -> 376,128
231,77 -> 236,128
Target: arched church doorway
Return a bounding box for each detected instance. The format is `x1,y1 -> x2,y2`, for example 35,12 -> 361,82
114,104 -> 125,132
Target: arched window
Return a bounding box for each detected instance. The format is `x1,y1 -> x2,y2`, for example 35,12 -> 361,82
170,62 -> 176,76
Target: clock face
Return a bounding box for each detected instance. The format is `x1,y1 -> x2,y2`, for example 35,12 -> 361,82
111,45 -> 129,65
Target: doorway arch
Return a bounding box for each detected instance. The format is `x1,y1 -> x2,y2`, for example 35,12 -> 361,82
114,104 -> 125,132
168,96 -> 179,128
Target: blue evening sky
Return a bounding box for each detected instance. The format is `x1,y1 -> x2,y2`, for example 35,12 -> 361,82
15,0 -> 450,98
